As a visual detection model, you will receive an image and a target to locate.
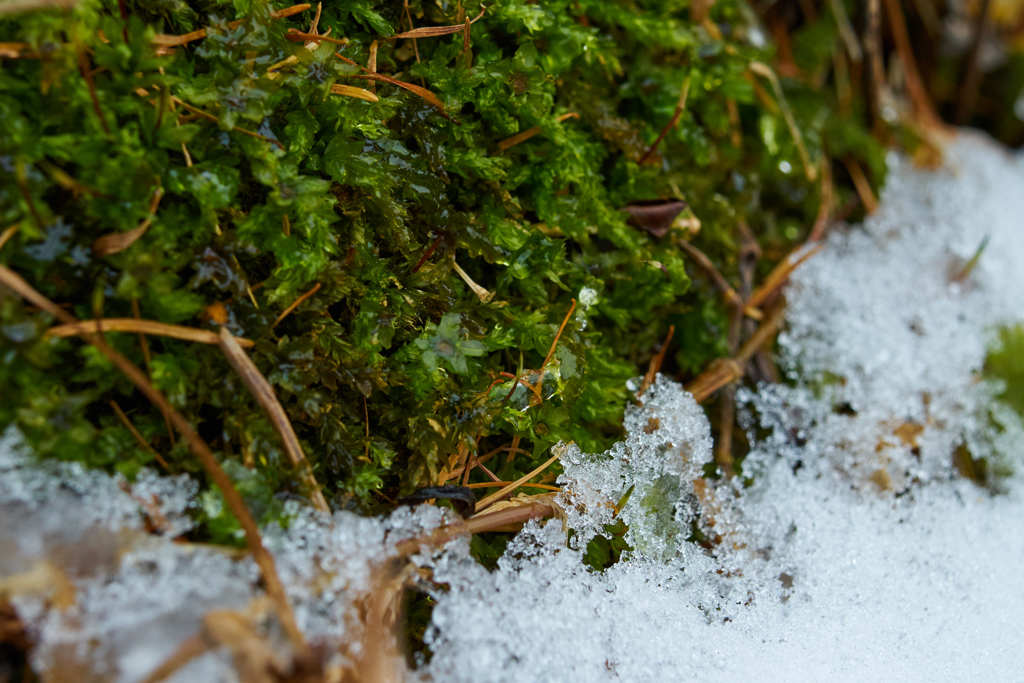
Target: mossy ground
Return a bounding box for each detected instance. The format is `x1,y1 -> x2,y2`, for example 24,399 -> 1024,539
1,1 -> 1021,549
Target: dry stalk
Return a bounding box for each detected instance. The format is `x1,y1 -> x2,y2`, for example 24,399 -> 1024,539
109,400 -> 171,471
639,324 -> 675,396
92,187 -> 164,256
497,112 -> 579,152
639,73 -> 692,165
152,4 -> 311,48
217,327 -> 330,513
46,318 -> 255,347
272,282 -> 322,328
394,501 -> 557,557
474,447 -> 562,512
749,62 -> 816,182
0,265 -> 308,655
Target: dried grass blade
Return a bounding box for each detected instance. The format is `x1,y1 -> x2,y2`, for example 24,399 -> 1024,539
746,241 -> 823,310
349,72 -> 447,115
474,448 -> 562,512
0,0 -> 77,15
497,112 -> 578,152
394,500 -> 556,556
639,324 -> 674,396
387,6 -> 486,40
0,223 -> 19,251
153,4 -> 310,47
109,400 -> 171,471
639,73 -> 691,165
749,61 -> 816,182
93,188 -> 164,255
329,83 -> 379,102
142,635 -> 210,683
0,265 -> 307,655
46,318 -> 255,347
217,327 -> 330,513
272,282 -> 322,328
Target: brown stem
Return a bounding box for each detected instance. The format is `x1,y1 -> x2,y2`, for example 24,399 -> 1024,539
0,265 -> 308,656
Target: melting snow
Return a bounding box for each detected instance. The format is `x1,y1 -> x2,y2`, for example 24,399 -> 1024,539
2,131 -> 1023,681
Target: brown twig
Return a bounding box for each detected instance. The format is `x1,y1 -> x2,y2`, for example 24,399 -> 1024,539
132,299 -> 175,445
677,240 -> 747,311
92,187 -> 164,256
474,448 -> 562,513
685,302 -> 786,403
46,318 -> 255,347
956,0 -> 991,124
881,0 -> 942,130
168,96 -> 284,149
217,327 -> 330,513
809,156 -> 834,242
0,224 -> 19,251
152,4 -> 311,48
843,157 -> 878,214
395,500 -> 556,556
639,73 -> 691,165
639,325 -> 675,396
271,282 -> 321,328
109,400 -> 171,471
749,62 -> 816,182
0,265 -> 307,655
497,112 -> 579,152
387,6 -> 486,40
531,298 -> 577,404
746,241 -> 823,311
77,48 -> 111,136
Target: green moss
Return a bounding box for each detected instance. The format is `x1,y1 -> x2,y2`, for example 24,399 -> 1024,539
0,0 -> 887,534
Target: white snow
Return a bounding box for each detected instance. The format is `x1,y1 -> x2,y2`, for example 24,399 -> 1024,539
2,131 -> 1023,681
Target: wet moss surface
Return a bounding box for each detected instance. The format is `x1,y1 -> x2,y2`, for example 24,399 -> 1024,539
3,0 -> 1017,545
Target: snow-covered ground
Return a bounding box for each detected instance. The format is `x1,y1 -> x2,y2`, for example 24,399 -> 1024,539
2,131 -> 1022,681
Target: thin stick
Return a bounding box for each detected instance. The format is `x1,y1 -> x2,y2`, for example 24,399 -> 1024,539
866,0 -> 886,129
77,49 -> 111,136
0,265 -> 307,655
474,449 -> 561,512
109,400 -> 171,471
168,96 -> 284,149
685,303 -> 786,403
152,4 -> 311,47
956,0 -> 991,124
466,481 -> 560,492
217,327 -> 329,513
746,241 -> 823,310
639,73 -> 691,165
497,112 -> 578,152
809,156 -> 834,242
271,282 -> 321,328
677,240 -> 746,310
843,157 -> 878,214
133,298 -> 175,445
0,223 -> 19,251
394,500 -> 556,556
639,325 -> 674,396
46,318 -> 255,347
828,0 -> 862,62
452,259 -> 493,302
882,0 -> 942,129
142,634 -> 210,683
749,62 -> 816,181
531,298 -> 576,404
14,162 -> 45,231
93,187 -> 164,256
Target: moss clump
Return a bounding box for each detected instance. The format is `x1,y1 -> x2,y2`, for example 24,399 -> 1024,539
0,0 -> 890,537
